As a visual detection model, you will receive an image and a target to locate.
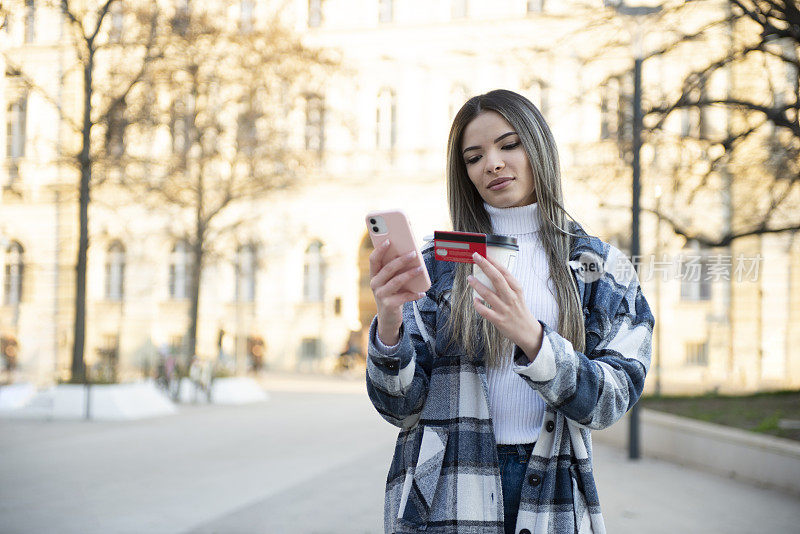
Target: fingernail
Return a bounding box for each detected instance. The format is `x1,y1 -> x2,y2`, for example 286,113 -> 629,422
406,251 -> 417,258
382,240 -> 391,247
467,275 -> 474,282
417,292 -> 426,299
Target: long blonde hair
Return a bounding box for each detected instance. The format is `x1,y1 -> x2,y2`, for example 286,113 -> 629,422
445,89 -> 586,366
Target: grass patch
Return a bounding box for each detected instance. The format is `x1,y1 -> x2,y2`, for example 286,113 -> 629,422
640,390 -> 800,442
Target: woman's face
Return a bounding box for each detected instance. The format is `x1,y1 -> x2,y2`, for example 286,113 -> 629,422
461,110 -> 537,209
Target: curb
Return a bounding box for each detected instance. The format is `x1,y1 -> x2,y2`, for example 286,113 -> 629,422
593,408 -> 800,497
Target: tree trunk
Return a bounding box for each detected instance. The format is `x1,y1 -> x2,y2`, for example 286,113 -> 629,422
186,162 -> 204,367
187,234 -> 202,367
71,52 -> 93,384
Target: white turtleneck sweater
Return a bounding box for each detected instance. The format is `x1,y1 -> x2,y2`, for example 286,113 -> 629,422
375,201 -> 559,445
484,201 -> 559,444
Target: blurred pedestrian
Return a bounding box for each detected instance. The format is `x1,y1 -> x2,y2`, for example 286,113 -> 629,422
366,89 -> 655,534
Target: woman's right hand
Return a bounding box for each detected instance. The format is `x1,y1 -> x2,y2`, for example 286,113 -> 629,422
369,240 -> 427,346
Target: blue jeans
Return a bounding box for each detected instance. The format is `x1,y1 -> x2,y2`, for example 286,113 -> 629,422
497,443 -> 535,534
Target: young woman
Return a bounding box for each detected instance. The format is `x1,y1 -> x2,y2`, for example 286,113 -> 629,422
366,89 -> 654,534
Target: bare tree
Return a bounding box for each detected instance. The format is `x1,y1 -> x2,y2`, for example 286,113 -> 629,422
576,0 -> 799,248
1,0 -> 160,383
125,3 -> 332,366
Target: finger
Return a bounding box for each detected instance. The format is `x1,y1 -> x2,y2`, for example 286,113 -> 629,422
376,265 -> 425,298
383,291 -> 426,309
482,254 -> 522,292
369,239 -> 392,277
472,253 -> 512,295
472,296 -> 499,322
371,250 -> 419,290
466,274 -> 504,310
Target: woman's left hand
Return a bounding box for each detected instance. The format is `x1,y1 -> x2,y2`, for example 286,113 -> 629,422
468,252 -> 544,362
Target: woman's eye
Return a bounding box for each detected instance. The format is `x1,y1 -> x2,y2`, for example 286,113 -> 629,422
502,142 -> 520,150
465,155 -> 481,165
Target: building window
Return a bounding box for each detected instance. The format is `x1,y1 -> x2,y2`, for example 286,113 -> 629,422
3,241 -> 24,306
6,92 -> 27,161
240,0 -> 254,32
300,337 -> 321,359
110,2 -> 124,42
106,100 -> 127,159
600,77 -> 620,141
527,0 -> 545,13
235,244 -> 256,302
685,341 -> 708,366
304,94 -> 325,155
452,0 -> 468,19
378,0 -> 393,23
237,100 -> 258,157
449,84 -> 469,122
680,77 -> 707,139
105,241 -> 126,301
376,88 -> 397,151
303,240 -> 325,302
308,0 -> 322,27
600,74 -> 631,146
169,240 -> 192,300
171,95 -> 194,155
680,242 -> 712,301
24,0 -> 35,43
172,0 -> 190,35
526,79 -> 549,118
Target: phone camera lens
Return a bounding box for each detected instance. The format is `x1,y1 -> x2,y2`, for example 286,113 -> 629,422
372,226 -> 379,232
369,218 -> 376,225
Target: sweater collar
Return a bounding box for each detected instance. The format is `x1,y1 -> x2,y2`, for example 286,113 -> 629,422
484,202 -> 541,236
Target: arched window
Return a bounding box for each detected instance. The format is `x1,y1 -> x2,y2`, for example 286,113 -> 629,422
236,244 -> 257,302
303,240 -> 325,302
105,241 -> 126,301
376,88 -> 397,151
6,92 -> 27,162
3,241 -> 24,306
169,240 -> 192,300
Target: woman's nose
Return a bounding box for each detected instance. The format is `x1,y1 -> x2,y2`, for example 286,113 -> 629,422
487,156 -> 504,173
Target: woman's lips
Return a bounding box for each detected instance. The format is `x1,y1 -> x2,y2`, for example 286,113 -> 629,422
488,177 -> 514,191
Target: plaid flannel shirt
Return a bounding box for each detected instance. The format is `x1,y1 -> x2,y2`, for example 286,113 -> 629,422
366,222 -> 654,534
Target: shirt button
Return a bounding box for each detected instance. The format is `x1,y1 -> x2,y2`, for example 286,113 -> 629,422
546,421 -> 555,432
528,474 -> 541,486
583,307 -> 590,316
519,529 -> 532,534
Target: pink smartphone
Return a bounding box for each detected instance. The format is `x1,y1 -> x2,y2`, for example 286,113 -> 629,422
366,209 -> 431,294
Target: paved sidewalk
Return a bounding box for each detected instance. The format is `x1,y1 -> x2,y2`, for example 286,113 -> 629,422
1,377 -> 798,533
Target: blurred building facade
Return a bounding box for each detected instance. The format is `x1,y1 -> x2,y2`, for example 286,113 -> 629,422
0,0 -> 798,393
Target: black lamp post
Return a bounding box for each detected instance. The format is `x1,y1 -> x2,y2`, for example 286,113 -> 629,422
605,0 -> 662,460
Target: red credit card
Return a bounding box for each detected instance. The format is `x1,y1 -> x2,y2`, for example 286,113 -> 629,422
433,231 -> 487,263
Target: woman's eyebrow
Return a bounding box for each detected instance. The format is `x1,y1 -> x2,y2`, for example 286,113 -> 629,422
462,131 -> 518,154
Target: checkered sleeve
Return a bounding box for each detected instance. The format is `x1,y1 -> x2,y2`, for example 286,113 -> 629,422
513,270 -> 654,431
366,293 -> 436,430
